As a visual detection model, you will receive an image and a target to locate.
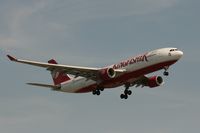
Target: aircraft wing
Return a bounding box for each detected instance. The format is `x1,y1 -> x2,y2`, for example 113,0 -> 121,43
7,55 -> 126,81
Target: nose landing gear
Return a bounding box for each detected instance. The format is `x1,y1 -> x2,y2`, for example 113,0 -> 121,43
163,66 -> 169,76
163,71 -> 169,76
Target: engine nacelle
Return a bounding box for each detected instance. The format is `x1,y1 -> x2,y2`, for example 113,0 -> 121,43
99,68 -> 116,81
147,76 -> 164,88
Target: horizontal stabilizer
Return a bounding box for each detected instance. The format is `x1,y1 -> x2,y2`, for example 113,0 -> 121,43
27,83 -> 60,90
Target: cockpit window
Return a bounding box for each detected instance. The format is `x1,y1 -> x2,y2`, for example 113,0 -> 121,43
170,49 -> 178,52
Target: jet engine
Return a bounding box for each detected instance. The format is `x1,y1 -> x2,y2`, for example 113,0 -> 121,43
147,76 -> 164,88
99,68 -> 116,81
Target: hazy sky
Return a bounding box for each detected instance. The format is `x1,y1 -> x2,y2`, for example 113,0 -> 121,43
0,0 -> 200,133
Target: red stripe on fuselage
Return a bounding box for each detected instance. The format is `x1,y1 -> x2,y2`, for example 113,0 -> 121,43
76,60 -> 177,93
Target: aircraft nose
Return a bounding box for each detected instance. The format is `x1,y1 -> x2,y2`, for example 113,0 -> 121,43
176,50 -> 183,59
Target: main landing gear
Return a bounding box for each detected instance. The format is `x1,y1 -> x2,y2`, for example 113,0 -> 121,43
120,83 -> 132,99
92,88 -> 104,96
163,66 -> 169,76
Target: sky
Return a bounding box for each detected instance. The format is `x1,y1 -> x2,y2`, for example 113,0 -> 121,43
0,0 -> 200,133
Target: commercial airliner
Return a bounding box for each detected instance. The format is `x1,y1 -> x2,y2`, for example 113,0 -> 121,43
7,47 -> 183,99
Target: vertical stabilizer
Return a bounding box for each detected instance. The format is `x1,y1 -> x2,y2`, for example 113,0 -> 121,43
48,59 -> 71,85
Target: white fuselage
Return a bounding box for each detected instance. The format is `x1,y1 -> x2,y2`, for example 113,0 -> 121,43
60,48 -> 183,93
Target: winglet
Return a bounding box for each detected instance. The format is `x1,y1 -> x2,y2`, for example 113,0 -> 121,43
7,55 -> 17,61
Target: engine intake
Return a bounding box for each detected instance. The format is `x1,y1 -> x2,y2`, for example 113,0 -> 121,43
99,68 -> 116,81
147,76 -> 164,88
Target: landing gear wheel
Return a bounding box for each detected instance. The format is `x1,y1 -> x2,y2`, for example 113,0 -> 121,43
163,71 -> 169,76
124,89 -> 132,96
100,88 -> 104,91
124,94 -> 128,99
92,90 -> 96,95
163,66 -> 169,76
120,94 -> 125,99
127,90 -> 132,95
92,90 -> 101,95
120,94 -> 129,99
120,83 -> 132,99
96,90 -> 100,95
92,86 -> 104,96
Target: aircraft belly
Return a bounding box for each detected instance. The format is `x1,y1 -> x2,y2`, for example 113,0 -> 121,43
61,78 -> 96,93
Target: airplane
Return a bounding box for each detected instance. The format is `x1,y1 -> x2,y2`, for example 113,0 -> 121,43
7,47 -> 183,99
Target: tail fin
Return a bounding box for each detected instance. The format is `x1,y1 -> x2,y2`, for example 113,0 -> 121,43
48,59 -> 71,85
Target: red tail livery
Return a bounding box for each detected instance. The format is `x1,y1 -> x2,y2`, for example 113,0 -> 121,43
48,59 -> 71,85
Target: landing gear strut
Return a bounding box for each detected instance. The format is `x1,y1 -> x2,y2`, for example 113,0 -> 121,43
92,88 -> 104,96
120,83 -> 132,99
163,66 -> 169,76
